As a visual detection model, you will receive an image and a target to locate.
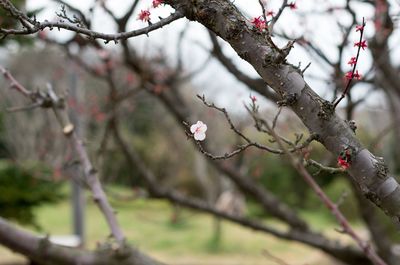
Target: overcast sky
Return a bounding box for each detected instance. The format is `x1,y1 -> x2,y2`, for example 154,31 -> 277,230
24,0 -> 400,113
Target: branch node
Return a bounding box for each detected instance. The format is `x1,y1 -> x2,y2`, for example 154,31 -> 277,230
277,92 -> 298,107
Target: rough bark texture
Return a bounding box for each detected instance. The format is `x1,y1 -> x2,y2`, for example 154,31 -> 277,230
166,0 -> 400,226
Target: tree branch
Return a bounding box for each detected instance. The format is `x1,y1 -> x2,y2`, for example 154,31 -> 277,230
165,0 -> 400,228
247,106 -> 386,265
0,0 -> 183,43
0,66 -> 125,244
0,216 -> 164,265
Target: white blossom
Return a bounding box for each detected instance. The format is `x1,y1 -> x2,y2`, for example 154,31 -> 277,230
190,121 -> 207,141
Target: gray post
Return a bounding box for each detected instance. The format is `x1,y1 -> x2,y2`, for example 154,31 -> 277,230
71,176 -> 85,246
68,63 -> 85,247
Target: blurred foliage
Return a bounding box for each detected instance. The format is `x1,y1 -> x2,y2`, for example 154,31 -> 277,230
248,152 -> 311,210
0,0 -> 25,28
0,160 -> 64,229
100,94 -> 197,195
126,95 -> 159,136
245,141 -> 362,221
99,95 -> 162,187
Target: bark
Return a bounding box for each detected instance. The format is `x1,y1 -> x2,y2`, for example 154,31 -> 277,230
165,0 -> 400,227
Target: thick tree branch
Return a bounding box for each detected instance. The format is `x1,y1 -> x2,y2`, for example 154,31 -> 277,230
0,217 -> 164,265
247,107 -> 386,265
165,0 -> 400,227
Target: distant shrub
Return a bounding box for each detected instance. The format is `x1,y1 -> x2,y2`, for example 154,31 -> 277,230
0,160 -> 64,229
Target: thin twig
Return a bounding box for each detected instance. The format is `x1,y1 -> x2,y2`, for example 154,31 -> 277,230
258,0 -> 268,29
333,17 -> 366,108
193,95 -> 316,160
247,107 -> 387,265
6,102 -> 41,112
305,159 -> 345,174
272,106 -> 282,130
0,0 -> 183,43
0,66 -> 33,97
268,0 -> 288,33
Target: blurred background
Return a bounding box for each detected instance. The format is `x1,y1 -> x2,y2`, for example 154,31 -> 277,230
0,0 -> 400,264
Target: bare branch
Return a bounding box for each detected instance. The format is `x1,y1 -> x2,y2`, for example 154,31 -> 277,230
52,0 -> 90,28
333,18 -> 366,108
0,0 -> 183,43
306,159 -> 345,175
166,0 -> 400,229
0,66 -> 33,97
246,106 -> 387,265
268,0 -> 288,33
191,95 -> 317,160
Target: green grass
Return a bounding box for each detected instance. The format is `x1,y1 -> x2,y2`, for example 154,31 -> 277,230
0,185 -> 352,265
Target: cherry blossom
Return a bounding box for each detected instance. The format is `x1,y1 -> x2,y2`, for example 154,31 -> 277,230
353,70 -> 362,80
337,148 -> 353,169
288,2 -> 297,10
251,16 -> 267,31
347,57 -> 357,66
337,157 -> 350,169
354,40 -> 367,50
250,95 -> 257,102
152,0 -> 163,8
355,24 -> 364,32
345,70 -> 362,80
266,10 -> 275,17
138,10 -> 151,22
345,71 -> 353,80
190,121 -> 207,141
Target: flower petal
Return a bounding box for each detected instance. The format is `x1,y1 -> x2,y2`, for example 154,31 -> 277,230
200,123 -> 207,133
194,132 -> 206,141
190,124 -> 197,133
